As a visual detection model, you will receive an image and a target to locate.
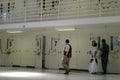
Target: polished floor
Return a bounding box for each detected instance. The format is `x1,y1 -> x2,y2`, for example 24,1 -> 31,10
0,67 -> 119,80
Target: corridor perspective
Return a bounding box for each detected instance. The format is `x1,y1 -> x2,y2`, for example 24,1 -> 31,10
0,0 -> 120,80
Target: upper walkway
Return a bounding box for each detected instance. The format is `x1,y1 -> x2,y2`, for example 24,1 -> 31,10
0,0 -> 120,29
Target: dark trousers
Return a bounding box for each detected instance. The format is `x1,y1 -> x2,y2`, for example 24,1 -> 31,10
101,57 -> 108,73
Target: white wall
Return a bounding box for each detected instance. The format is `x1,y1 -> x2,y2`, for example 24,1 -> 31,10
0,25 -> 120,73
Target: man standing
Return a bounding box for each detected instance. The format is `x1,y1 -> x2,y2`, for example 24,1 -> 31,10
62,39 -> 72,75
100,39 -> 109,74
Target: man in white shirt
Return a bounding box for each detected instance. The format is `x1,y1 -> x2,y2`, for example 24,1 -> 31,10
62,39 -> 72,75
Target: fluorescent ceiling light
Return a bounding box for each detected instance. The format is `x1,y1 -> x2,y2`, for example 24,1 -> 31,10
56,27 -> 75,31
6,30 -> 23,33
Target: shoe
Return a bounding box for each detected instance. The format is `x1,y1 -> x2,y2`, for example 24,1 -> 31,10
64,72 -> 69,75
102,72 -> 106,74
91,72 -> 96,74
64,70 -> 70,75
68,70 -> 70,72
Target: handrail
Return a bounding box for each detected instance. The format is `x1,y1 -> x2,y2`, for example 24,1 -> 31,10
0,0 -> 120,24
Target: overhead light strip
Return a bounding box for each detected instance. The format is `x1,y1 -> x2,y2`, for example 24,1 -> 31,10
6,30 -> 23,33
56,28 -> 75,31
56,27 -> 75,31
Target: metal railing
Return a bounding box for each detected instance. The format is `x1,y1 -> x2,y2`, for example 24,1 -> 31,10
0,0 -> 120,24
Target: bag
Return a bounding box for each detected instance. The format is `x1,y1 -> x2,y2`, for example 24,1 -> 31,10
88,58 -> 98,73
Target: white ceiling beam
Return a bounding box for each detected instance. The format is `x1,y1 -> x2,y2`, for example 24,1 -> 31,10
0,16 -> 120,30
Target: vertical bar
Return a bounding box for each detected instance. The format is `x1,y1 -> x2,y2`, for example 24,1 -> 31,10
42,36 -> 46,68
110,36 -> 113,51
8,2 -> 10,13
9,1 -> 12,23
97,36 -> 101,49
40,0 -> 43,21
0,39 -> 1,49
51,38 -> 53,50
1,3 -> 3,13
24,0 -> 27,22
0,39 -> 2,54
57,0 -> 60,19
99,0 -> 102,16
40,38 -> 41,50
7,39 -> 9,49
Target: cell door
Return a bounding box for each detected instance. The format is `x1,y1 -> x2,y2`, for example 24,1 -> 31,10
35,35 -> 46,69
42,36 -> 46,69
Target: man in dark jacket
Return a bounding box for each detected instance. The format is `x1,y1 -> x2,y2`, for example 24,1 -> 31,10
100,39 -> 109,74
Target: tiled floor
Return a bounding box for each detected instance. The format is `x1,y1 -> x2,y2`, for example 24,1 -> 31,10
0,67 -> 119,80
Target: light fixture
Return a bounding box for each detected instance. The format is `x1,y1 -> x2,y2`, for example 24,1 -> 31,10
6,30 -> 23,33
56,27 -> 75,31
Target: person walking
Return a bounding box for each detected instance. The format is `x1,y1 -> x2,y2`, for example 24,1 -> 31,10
62,39 -> 72,75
